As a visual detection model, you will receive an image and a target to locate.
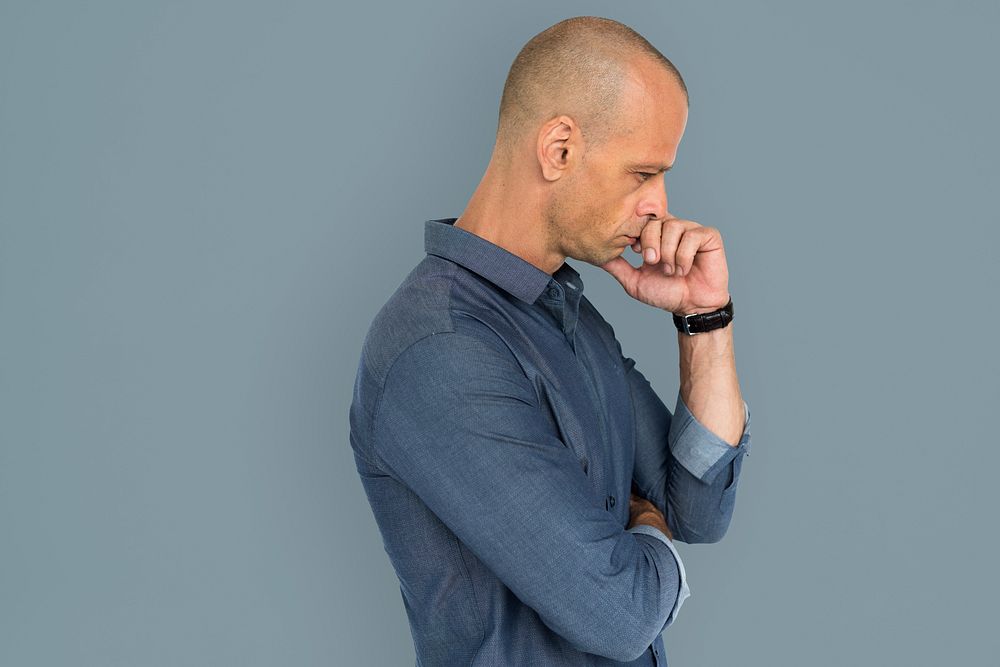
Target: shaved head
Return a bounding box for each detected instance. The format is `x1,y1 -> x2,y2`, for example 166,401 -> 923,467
495,16 -> 688,160
457,16 -> 690,274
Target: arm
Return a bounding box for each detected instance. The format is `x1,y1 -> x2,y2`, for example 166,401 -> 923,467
599,215 -> 752,544
372,326 -> 684,662
623,322 -> 752,544
627,493 -> 691,637
678,314 -> 744,447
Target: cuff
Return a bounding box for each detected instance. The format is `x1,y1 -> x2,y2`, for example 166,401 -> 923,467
627,524 -> 690,630
668,392 -> 752,483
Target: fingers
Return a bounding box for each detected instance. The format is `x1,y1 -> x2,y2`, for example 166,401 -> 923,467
629,491 -> 658,514
638,219 -> 662,264
628,494 -> 672,539
637,216 -> 701,274
658,219 -> 686,274
674,227 -> 708,276
618,216 -> 721,284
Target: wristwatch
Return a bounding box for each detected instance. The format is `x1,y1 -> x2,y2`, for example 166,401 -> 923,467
672,297 -> 734,335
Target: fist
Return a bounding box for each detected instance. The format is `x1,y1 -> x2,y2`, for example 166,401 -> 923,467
601,215 -> 731,315
627,491 -> 673,541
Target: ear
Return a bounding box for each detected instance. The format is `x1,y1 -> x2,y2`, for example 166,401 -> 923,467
536,115 -> 579,182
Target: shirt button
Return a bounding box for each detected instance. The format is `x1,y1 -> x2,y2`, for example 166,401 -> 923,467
606,494 -> 616,509
547,285 -> 560,298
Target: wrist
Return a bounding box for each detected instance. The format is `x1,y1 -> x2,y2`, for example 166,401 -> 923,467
684,305 -> 722,315
672,295 -> 734,336
675,293 -> 731,315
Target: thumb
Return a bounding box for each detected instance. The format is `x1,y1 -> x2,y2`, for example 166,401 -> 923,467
599,256 -> 638,292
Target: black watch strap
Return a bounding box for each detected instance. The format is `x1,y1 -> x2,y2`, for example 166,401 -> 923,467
672,297 -> 734,335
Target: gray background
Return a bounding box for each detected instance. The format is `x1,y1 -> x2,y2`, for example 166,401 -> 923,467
2,1 -> 998,665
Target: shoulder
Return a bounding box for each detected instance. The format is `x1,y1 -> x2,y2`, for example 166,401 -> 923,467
357,255 -> 531,400
359,255 -> 457,383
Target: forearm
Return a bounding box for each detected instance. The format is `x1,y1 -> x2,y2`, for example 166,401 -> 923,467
622,310 -> 752,544
677,320 -> 744,447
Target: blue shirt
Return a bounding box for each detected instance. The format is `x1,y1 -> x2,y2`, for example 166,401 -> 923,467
349,218 -> 752,666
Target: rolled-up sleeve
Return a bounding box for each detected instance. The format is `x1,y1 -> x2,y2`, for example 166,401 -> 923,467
669,392 -> 751,481
620,342 -> 752,545
372,329 -> 684,662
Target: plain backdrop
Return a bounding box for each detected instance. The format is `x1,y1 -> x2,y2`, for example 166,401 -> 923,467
2,1 -> 998,665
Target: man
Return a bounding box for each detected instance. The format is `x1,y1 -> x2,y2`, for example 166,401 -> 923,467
349,15 -> 752,667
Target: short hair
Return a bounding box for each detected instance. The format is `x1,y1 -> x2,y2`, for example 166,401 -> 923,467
495,16 -> 688,158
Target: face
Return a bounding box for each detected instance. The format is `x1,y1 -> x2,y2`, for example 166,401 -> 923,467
546,59 -> 689,266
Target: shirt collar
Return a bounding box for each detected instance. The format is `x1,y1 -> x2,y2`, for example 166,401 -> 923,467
423,217 -> 583,305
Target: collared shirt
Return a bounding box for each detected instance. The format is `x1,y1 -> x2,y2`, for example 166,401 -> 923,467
349,218 -> 752,666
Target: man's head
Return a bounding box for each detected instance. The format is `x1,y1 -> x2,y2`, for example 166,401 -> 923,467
493,16 -> 690,267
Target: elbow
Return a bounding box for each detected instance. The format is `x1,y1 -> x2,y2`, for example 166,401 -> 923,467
688,525 -> 728,544
549,595 -> 664,662
570,581 -> 675,661
579,616 -> 658,663
617,618 -> 664,662
543,531 -> 685,660
672,468 -> 740,544
675,514 -> 732,544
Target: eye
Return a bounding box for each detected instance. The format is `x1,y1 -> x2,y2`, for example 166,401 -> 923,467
637,171 -> 656,182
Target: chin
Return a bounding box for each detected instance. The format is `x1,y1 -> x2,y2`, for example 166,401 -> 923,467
592,247 -> 622,266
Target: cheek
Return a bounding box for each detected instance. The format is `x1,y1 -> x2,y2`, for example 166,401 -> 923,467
620,192 -> 641,217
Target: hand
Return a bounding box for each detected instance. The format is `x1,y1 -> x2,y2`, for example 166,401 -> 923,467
601,215 -> 731,315
627,491 -> 673,541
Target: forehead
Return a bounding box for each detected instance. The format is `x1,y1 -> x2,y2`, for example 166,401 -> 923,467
612,59 -> 688,165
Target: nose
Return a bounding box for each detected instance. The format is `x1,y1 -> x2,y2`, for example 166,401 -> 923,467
636,175 -> 668,221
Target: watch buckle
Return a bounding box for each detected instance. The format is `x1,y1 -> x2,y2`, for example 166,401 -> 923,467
681,313 -> 698,336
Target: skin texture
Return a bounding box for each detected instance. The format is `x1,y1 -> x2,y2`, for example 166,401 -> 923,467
456,42 -> 746,540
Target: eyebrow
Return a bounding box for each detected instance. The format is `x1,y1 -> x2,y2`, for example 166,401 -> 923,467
629,162 -> 675,173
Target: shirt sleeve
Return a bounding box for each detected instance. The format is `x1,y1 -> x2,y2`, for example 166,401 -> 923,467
372,328 -> 684,662
669,392 -> 751,480
618,335 -> 752,544
626,524 -> 690,632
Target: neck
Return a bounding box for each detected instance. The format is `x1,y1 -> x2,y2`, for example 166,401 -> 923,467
455,152 -> 564,275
